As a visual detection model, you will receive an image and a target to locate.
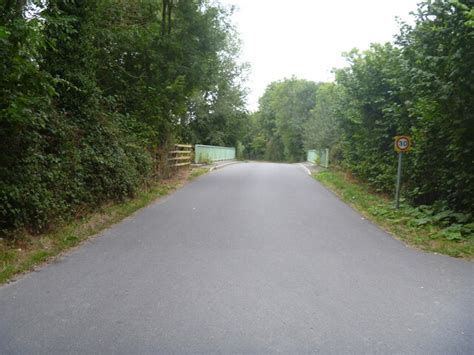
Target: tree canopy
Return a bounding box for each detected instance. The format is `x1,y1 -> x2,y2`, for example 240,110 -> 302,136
246,78 -> 319,162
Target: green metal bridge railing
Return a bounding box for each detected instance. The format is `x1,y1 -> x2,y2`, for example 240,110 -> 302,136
307,149 -> 329,168
195,144 -> 236,164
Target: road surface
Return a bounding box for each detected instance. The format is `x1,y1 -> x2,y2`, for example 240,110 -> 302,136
1,162 -> 472,353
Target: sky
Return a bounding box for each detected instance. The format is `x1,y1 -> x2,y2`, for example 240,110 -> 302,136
218,0 -> 420,111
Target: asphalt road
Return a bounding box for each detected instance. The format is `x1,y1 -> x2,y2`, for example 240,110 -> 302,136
1,162 -> 473,354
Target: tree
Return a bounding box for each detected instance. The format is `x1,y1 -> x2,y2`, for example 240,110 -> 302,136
334,43 -> 408,189
396,0 -> 474,211
303,83 -> 343,152
250,78 -> 319,162
332,0 -> 474,213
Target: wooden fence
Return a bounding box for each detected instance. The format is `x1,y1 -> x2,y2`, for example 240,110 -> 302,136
168,144 -> 193,168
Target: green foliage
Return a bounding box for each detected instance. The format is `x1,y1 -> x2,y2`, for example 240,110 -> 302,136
176,3 -> 249,147
335,43 -> 407,191
332,0 -> 474,215
0,0 -> 248,236
246,77 -> 319,162
303,83 -> 343,152
396,0 -> 474,212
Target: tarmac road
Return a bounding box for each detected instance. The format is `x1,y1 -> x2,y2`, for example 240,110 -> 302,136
1,162 -> 472,354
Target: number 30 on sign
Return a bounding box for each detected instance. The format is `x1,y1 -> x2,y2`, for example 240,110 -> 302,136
394,136 -> 412,153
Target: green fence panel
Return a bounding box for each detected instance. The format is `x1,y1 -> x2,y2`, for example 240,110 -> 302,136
320,148 -> 329,168
307,148 -> 329,168
307,150 -> 318,164
195,144 -> 236,164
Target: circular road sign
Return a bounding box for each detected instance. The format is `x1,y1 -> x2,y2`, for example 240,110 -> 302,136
394,136 -> 412,153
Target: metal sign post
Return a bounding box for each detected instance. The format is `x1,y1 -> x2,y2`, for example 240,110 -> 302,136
394,136 -> 412,209
395,152 -> 403,209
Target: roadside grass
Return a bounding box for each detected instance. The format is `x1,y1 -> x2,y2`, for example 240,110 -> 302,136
189,167 -> 209,180
0,167 -> 208,284
313,169 -> 474,260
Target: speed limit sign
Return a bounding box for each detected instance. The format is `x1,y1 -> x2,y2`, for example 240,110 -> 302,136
393,135 -> 412,209
394,136 -> 412,153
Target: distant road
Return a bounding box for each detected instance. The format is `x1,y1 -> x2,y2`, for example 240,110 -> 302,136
1,162 -> 472,353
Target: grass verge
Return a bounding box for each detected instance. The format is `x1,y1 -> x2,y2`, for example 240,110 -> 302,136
313,169 -> 473,260
189,167 -> 209,180
0,167 -> 209,284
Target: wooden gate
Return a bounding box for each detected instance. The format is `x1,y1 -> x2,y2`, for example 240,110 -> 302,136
168,144 -> 193,168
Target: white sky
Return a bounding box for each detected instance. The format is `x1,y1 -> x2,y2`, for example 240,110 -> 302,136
219,0 -> 419,111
